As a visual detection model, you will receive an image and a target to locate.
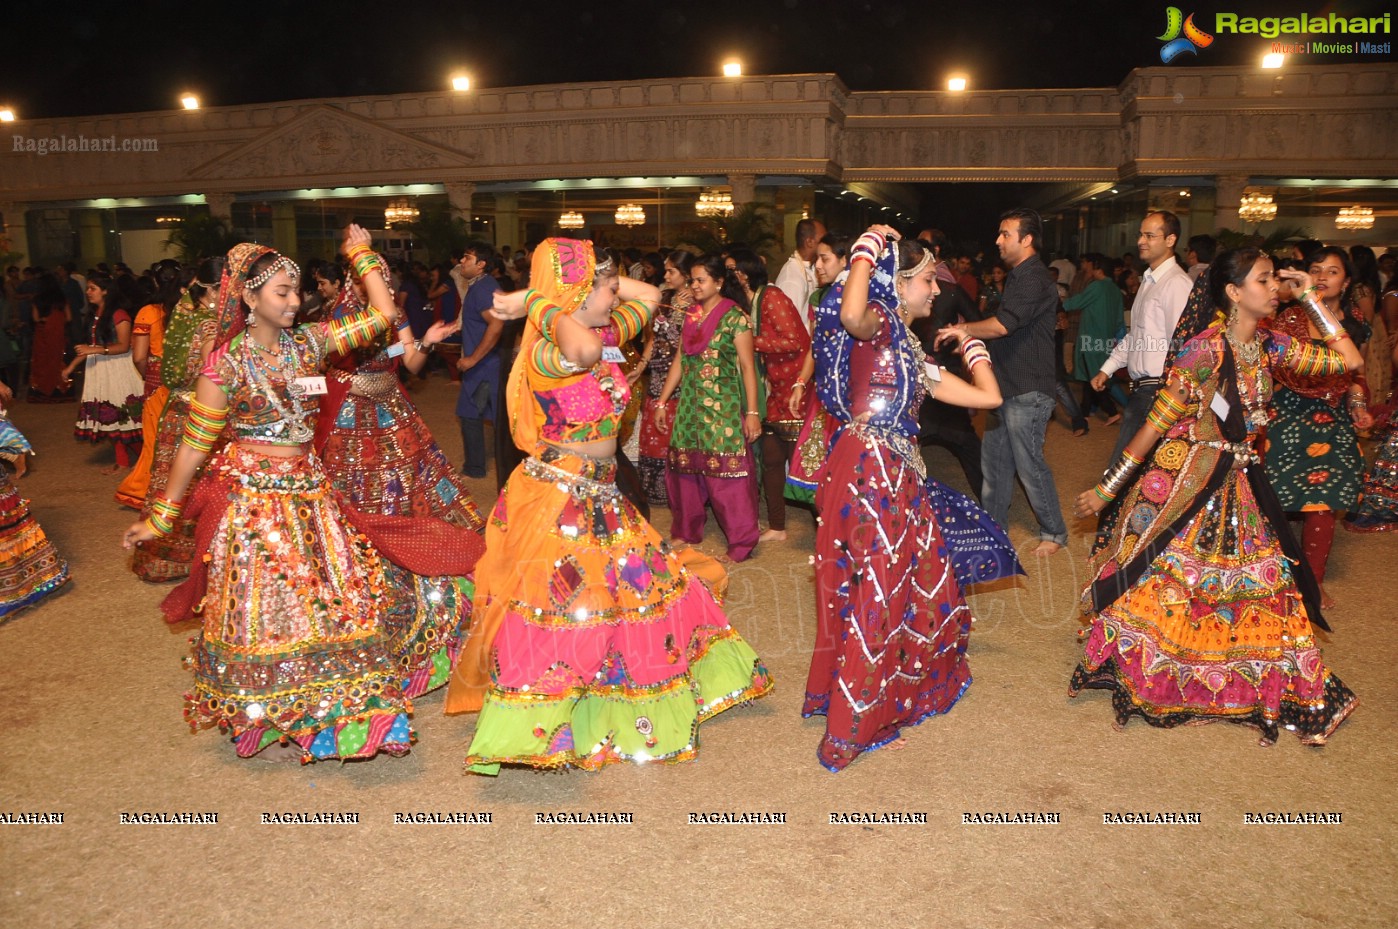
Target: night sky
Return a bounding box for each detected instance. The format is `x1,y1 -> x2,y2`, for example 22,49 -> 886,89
6,0 -> 1393,119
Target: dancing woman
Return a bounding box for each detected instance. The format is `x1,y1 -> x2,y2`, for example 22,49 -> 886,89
444,238 -> 772,773
130,262 -> 223,582
635,250 -> 693,506
1262,246 -> 1372,609
1072,248 -> 1363,746
64,275 -> 145,473
0,382 -> 70,621
314,262 -> 483,530
116,263 -> 181,508
123,227 -> 482,762
803,227 -> 1012,771
654,254 -> 762,561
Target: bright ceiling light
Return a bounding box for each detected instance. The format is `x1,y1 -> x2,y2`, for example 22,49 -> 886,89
722,60 -> 742,78
1261,53 -> 1285,68
180,94 -> 199,110
947,76 -> 968,92
451,74 -> 471,92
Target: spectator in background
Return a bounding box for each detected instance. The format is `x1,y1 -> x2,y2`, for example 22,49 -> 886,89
454,241 -> 503,478
774,217 -> 826,328
1185,234 -> 1216,282
1092,211 -> 1193,463
955,253 -> 980,302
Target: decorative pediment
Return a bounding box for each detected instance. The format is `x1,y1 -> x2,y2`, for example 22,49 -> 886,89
189,105 -> 476,182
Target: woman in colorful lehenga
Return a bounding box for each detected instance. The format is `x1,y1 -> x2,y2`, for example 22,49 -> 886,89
314,263 -> 483,531
1072,248 -> 1363,746
130,260 -> 224,582
635,250 -> 693,506
0,383 -> 70,622
444,237 -> 772,774
115,264 -> 181,508
1261,246 -> 1373,609
64,275 -> 145,473
27,274 -> 72,404
802,228 -> 1014,772
122,228 -> 483,762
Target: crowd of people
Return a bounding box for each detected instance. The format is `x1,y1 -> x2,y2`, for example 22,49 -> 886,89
0,203 -> 1394,768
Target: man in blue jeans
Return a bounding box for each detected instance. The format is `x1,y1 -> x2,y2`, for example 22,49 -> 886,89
945,208 -> 1068,556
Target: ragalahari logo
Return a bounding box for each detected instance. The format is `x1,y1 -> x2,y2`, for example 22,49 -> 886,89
1158,7 -> 1215,62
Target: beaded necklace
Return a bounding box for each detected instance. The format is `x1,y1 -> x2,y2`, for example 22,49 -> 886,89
1226,326 -> 1270,431
243,329 -> 314,443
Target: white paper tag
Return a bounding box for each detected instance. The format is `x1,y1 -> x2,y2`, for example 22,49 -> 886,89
293,376 -> 328,396
1209,391 -> 1231,421
924,361 -> 943,382
601,346 -> 626,364
385,341 -> 405,358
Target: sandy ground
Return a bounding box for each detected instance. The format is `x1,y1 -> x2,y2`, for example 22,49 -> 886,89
1,372 -> 1394,929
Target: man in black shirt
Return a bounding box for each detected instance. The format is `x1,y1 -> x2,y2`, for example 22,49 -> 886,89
942,209 -> 1068,556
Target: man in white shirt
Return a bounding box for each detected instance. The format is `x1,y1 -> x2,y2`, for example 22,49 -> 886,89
774,218 -> 825,330
1091,210 -> 1194,463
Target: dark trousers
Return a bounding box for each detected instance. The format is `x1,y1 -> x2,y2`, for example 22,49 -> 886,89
919,399 -> 984,502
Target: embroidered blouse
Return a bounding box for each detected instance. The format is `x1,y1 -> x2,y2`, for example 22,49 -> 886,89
202,306 -> 390,447
668,301 -> 753,477
523,292 -> 650,448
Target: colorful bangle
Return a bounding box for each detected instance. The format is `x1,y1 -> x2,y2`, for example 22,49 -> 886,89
1146,389 -> 1188,433
146,493 -> 184,537
526,290 -> 565,342
183,397 -> 227,454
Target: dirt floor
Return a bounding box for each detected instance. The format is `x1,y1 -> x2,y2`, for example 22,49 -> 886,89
2,371 -> 1394,929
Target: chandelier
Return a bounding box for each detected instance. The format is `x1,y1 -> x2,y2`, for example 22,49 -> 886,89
694,189 -> 734,219
615,203 -> 645,227
558,210 -> 585,230
383,198 -> 419,228
1335,205 -> 1374,231
1237,190 -> 1276,225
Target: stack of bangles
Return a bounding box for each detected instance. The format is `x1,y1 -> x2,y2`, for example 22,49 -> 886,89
960,338 -> 991,372
346,243 -> 388,287
184,397 -> 225,454
145,493 -> 185,538
1146,390 -> 1188,433
1093,449 -> 1143,504
526,290 -> 564,341
1299,290 -> 1350,344
1350,392 -> 1368,415
849,231 -> 886,269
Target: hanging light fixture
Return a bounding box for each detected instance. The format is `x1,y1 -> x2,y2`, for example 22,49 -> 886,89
384,198 -> 419,228
694,188 -> 735,219
615,203 -> 645,227
559,210 -> 585,230
1335,205 -> 1374,231
1237,189 -> 1276,225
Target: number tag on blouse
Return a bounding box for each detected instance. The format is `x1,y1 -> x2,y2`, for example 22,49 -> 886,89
924,361 -> 943,382
1209,392 -> 1231,421
385,342 -> 405,358
601,346 -> 626,364
293,376 -> 328,396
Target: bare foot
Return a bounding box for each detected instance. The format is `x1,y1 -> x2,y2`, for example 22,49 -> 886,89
714,552 -> 734,566
670,539 -> 691,551
758,528 -> 787,542
1319,586 -> 1335,610
885,737 -> 909,750
99,463 -> 123,475
1103,413 -> 1122,426
12,456 -> 27,478
1033,540 -> 1064,557
256,741 -> 305,763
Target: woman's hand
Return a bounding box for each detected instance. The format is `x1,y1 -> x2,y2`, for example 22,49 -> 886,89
934,326 -> 969,350
866,223 -> 899,242
787,383 -> 806,418
342,223 -> 372,255
122,520 -> 156,550
1276,267 -> 1316,295
1073,490 -> 1107,519
423,320 -> 454,345
489,290 -> 529,320
653,403 -> 669,431
743,411 -> 762,443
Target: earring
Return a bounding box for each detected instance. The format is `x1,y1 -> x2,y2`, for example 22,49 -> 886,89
246,309 -> 256,328
1227,303 -> 1240,327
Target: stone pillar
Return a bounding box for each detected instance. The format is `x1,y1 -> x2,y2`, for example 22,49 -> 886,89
444,182 -> 476,218
204,192 -> 235,222
1214,175 -> 1249,232
493,193 -> 519,251
76,210 -> 109,266
728,174 -> 756,206
270,202 -> 297,257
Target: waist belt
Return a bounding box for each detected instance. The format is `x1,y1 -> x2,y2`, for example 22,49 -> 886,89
1131,376 -> 1164,390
